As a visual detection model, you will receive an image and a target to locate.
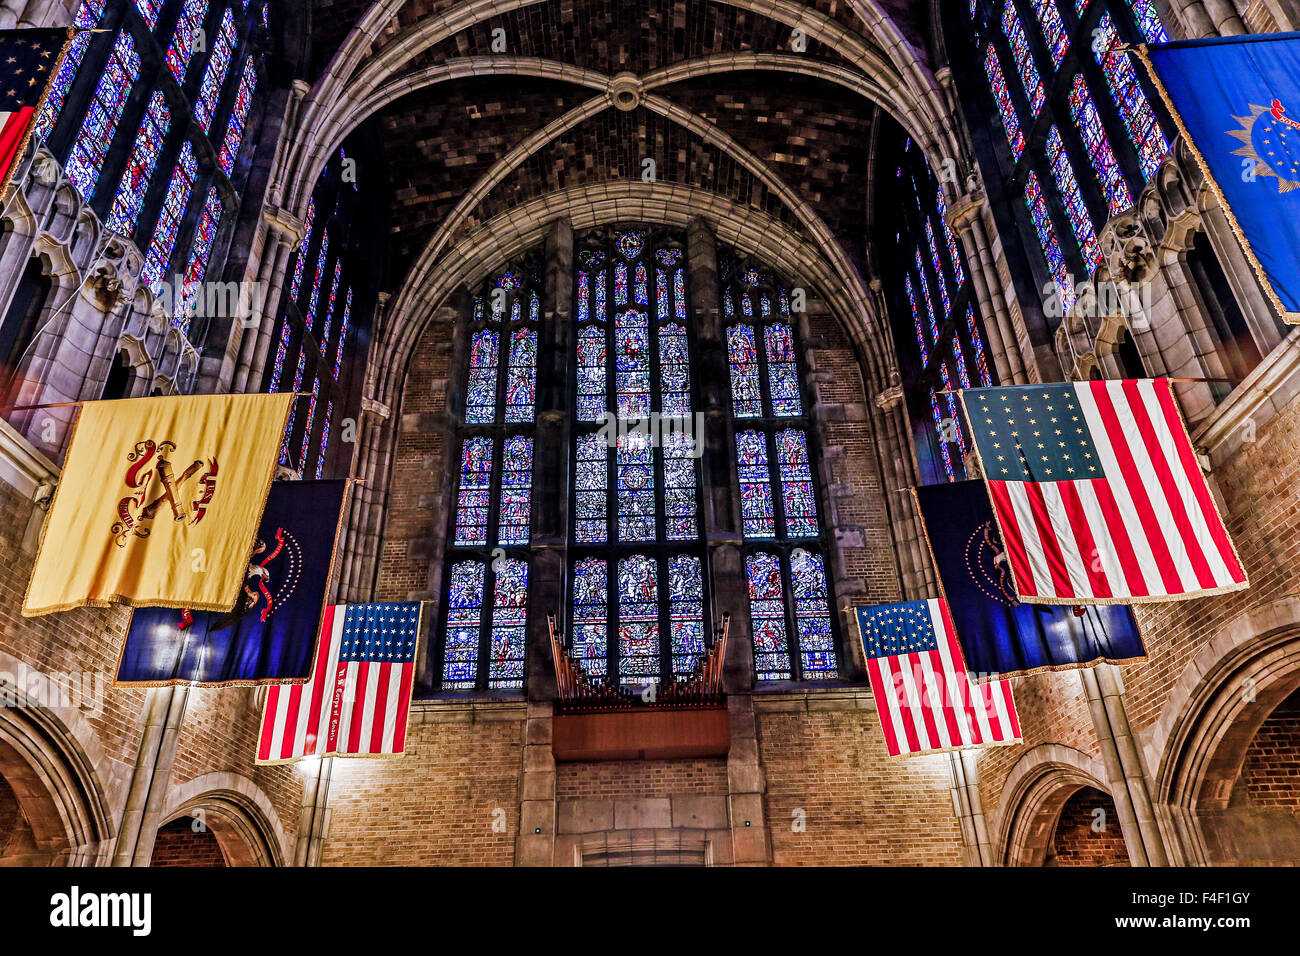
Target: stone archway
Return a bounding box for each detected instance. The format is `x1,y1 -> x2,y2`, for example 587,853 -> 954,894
157,774 -> 291,867
149,816 -> 230,867
1150,599 -> 1300,865
996,744 -> 1128,866
0,689 -> 114,866
1045,786 -> 1130,867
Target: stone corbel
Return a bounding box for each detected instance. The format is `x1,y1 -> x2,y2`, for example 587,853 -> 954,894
874,384 -> 904,411
945,188 -> 986,234
262,204 -> 306,248
360,395 -> 391,420
1098,212 -> 1158,285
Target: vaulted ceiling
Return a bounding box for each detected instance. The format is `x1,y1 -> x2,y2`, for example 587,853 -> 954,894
285,0 -> 954,397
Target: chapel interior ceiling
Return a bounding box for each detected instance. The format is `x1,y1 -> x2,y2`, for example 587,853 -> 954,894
310,0 -> 935,298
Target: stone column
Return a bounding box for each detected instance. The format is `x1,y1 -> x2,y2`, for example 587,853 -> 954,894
947,188 -> 1025,386
225,206 -> 302,394
516,218 -> 573,866
293,756 -> 333,866
1079,666 -> 1168,866
948,750 -> 994,865
111,684 -> 190,866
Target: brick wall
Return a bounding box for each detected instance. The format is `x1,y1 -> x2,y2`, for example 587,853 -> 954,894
0,773 -> 43,865
757,698 -> 964,865
375,320 -> 451,602
556,758 -> 727,801
149,818 -> 228,867
1047,787 -> 1128,867
1239,690 -> 1300,809
319,705 -> 524,865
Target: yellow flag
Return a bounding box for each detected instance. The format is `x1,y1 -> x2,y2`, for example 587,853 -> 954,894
22,393 -> 295,616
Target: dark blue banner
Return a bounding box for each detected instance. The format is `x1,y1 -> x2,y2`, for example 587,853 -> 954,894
116,480 -> 348,685
913,480 -> 1144,678
1142,33 -> 1300,319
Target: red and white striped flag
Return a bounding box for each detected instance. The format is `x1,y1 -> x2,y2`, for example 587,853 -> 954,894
960,379 -> 1247,604
857,598 -> 1021,757
257,602 -> 422,764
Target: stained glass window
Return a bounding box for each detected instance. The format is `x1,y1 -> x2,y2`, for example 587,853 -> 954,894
179,186 -> 223,322
218,57 -> 258,176
141,141 -> 198,293
934,189 -> 966,287
915,249 -> 941,345
315,401 -> 333,479
658,322 -> 691,417
278,351 -> 306,464
290,199 -> 316,302
747,553 -> 792,681
1024,170 -> 1075,314
135,0 -> 164,28
32,0 -> 106,143
1001,3 -> 1045,115
64,29 -> 140,201
269,317 -> 290,391
571,557 -> 609,678
726,325 -> 762,417
1129,0 -> 1168,43
106,90 -> 170,236
333,288 -> 353,379
497,435 -> 533,547
984,44 -> 1026,159
453,436 -> 493,547
1030,0 -> 1069,67
615,308 -> 651,418
319,260 -> 342,356
574,432 -> 607,543
194,7 -> 237,132
618,554 -> 659,684
1068,74 -> 1134,217
930,387 -> 956,481
1044,126 -> 1100,269
906,274 -> 928,365
967,305 -> 993,387
668,555 -> 706,675
165,0 -> 211,83
305,230 -> 330,330
776,428 -> 818,538
616,429 -> 656,543
443,560 -> 486,690
737,429 -> 775,539
298,377 -> 320,468
487,558 -> 527,689
1094,13 -> 1168,179
924,218 -> 952,315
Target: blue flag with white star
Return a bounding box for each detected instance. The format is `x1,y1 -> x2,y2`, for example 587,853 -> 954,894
1140,33 -> 1300,321
914,479 -> 1145,678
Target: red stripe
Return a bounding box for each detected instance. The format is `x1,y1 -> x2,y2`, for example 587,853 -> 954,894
278,683 -> 303,761
1023,482 -> 1075,597
1058,480 -> 1112,599
986,480 -> 1039,597
369,665 -> 391,755
937,599 -> 982,745
886,656 -> 924,754
390,663 -> 415,752
257,686 -> 279,761
1154,380 -> 1245,582
1122,379 -> 1216,589
1001,681 -> 1022,739
346,662 -> 368,754
866,658 -> 902,756
325,661 -> 349,753
1089,478 -> 1149,597
302,605 -> 337,757
0,107 -> 33,187
909,654 -> 944,752
1088,381 -> 1183,594
927,648 -> 965,748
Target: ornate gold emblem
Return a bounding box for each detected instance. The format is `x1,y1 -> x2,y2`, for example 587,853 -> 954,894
111,440 -> 219,547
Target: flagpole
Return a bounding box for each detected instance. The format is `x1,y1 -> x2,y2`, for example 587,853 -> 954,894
1,392 -> 316,412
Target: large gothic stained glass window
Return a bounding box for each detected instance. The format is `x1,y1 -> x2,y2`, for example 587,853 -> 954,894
567,227 -> 707,687
63,28 -> 140,201
972,0 -> 1170,320
435,257 -> 542,691
720,252 -> 837,682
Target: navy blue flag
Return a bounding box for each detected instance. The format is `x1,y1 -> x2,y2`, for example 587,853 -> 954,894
1139,33 -> 1300,321
913,479 -> 1145,679
115,479 -> 348,685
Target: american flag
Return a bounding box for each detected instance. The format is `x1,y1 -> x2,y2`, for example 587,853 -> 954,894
857,599 -> 1020,757
960,379 -> 1247,604
257,602 -> 422,763
0,29 -> 69,196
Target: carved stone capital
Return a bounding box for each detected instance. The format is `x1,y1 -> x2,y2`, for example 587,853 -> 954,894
946,190 -> 986,233
1098,212 -> 1157,284
874,385 -> 904,410
361,395 -> 391,419
263,205 -> 305,246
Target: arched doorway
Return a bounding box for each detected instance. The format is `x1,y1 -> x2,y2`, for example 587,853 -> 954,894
1045,786 -> 1129,866
149,817 -> 229,867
